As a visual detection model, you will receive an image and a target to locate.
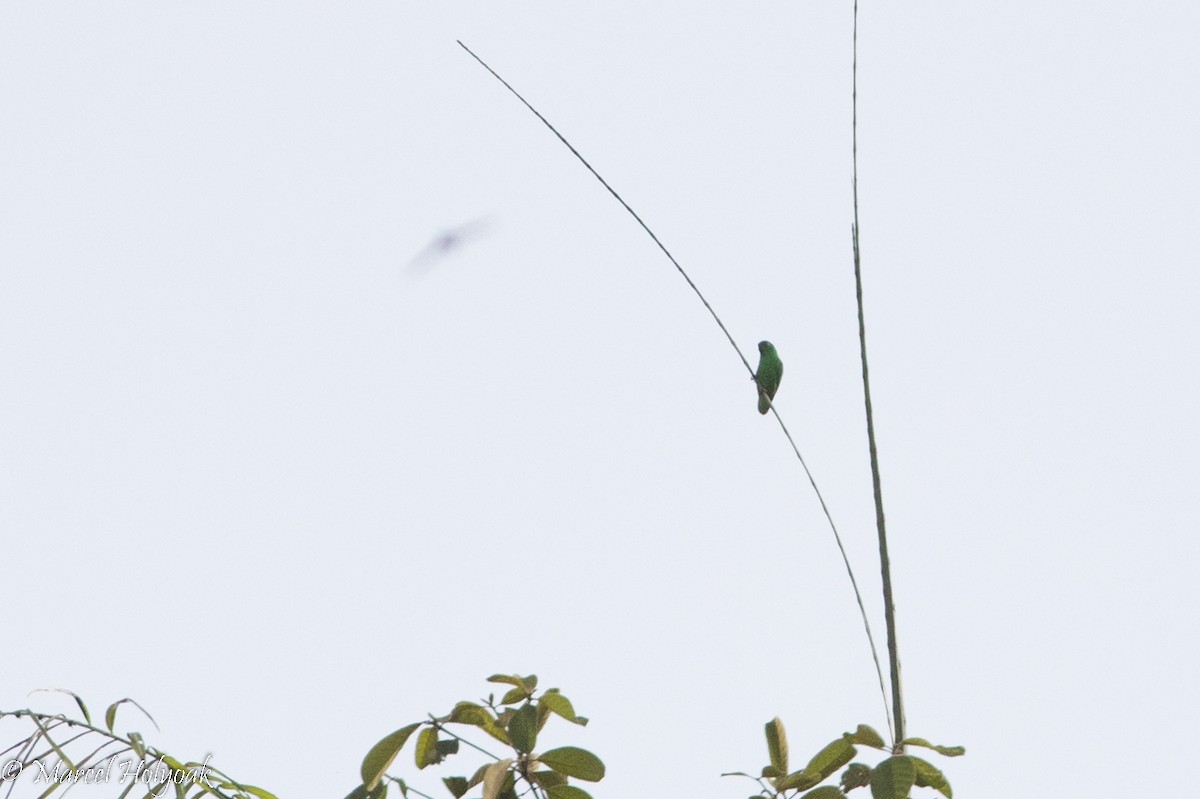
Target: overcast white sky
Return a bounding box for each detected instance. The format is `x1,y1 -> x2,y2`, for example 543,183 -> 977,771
2,2 -> 1198,798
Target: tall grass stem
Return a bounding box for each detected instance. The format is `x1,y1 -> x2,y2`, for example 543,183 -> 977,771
851,0 -> 907,747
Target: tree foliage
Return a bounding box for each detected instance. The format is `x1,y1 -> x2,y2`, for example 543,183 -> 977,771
347,674 -> 603,799
724,718 -> 963,799
0,689 -> 272,799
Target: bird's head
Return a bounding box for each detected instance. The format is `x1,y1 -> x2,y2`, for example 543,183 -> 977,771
758,340 -> 775,354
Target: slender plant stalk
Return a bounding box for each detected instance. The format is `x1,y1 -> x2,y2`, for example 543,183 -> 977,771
458,40 -> 893,738
851,0 -> 906,748
0,709 -> 249,799
430,715 -> 502,761
387,778 -> 437,799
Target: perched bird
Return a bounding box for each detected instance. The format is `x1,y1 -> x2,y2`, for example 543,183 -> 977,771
754,340 -> 783,414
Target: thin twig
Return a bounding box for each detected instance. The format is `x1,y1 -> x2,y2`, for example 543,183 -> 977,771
459,40 -> 891,732
457,41 -> 752,376
387,775 -> 438,799
851,0 -> 906,748
429,715 -> 502,762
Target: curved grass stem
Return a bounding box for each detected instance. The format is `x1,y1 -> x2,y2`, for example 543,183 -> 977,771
459,40 -> 892,736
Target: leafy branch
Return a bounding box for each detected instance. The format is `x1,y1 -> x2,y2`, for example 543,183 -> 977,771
723,717 -> 963,799
0,690 -> 274,799
347,674 -> 603,799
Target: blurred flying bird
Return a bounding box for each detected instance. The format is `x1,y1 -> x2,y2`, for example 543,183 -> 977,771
407,217 -> 490,274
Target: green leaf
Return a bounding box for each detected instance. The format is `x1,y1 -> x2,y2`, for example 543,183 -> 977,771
508,704 -> 538,754
436,738 -> 459,760
142,778 -> 170,798
846,725 -> 886,749
480,719 -> 512,746
487,674 -> 537,693
776,770 -> 822,792
529,770 -> 567,789
801,787 -> 847,799
805,737 -> 856,780
840,763 -> 872,792
448,702 -> 493,726
911,756 -> 952,798
870,756 -> 915,799
500,687 -> 527,705
343,784 -> 386,799
415,726 -> 440,769
232,785 -> 278,799
361,723 -> 421,789
481,760 -> 513,799
129,732 -> 146,761
901,738 -> 965,757
547,786 -> 593,799
538,748 -> 605,782
488,674 -> 524,687
28,716 -> 75,774
443,777 -> 469,798
48,689 -> 92,725
102,697 -> 159,734
540,692 -> 583,725
765,717 -> 789,776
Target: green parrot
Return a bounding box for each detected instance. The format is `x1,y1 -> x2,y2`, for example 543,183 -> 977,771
754,340 -> 783,414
